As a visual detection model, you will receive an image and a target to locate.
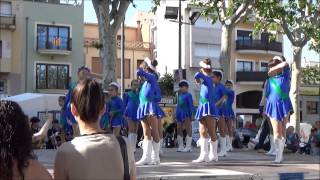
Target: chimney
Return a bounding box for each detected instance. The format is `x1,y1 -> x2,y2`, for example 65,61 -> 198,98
136,20 -> 142,42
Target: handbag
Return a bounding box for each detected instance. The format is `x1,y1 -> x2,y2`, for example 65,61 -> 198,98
116,136 -> 130,180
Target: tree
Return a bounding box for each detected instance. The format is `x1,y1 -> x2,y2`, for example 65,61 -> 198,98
92,0 -> 133,89
159,73 -> 174,97
255,0 -> 320,132
301,66 -> 320,85
193,0 -> 254,79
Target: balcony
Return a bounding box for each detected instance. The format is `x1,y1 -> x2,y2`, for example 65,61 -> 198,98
236,39 -> 282,54
236,71 -> 268,82
36,36 -> 72,55
0,14 -> 16,30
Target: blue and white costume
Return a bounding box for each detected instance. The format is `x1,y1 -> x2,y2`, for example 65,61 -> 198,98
194,72 -> 217,120
223,88 -> 235,119
124,90 -> 140,122
265,66 -> 293,121
176,92 -> 195,122
136,68 -> 159,120
108,96 -> 125,127
212,83 -> 227,117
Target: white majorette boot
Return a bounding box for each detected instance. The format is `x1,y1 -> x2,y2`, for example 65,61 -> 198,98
132,133 -> 138,153
218,136 -> 228,157
266,135 -> 276,156
177,135 -> 184,152
226,135 -> 232,152
274,138 -> 283,164
159,138 -> 164,156
229,137 -> 233,152
192,138 -> 210,163
136,139 -> 152,165
182,136 -> 192,152
151,141 -> 161,165
209,140 -> 218,162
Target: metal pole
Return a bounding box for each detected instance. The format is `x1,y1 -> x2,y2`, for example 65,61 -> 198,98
121,19 -> 125,98
178,0 -> 182,69
25,17 -> 29,92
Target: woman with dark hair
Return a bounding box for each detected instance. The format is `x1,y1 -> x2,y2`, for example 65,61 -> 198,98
265,55 -> 293,163
136,57 -> 162,165
0,100 -> 52,180
54,78 -> 136,180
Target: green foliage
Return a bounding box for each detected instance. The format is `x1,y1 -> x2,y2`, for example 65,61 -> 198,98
254,0 -> 320,48
151,0 -> 160,13
159,73 -> 174,97
91,41 -> 103,50
301,66 -> 320,85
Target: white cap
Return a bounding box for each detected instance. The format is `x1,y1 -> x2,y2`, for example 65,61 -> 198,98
199,60 -> 211,69
212,69 -> 224,79
144,57 -> 157,72
226,79 -> 234,84
108,82 -> 120,90
273,56 -> 284,62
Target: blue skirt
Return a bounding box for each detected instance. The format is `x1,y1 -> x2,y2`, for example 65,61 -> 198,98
195,102 -> 219,120
265,98 -> 293,121
156,105 -> 166,119
110,117 -> 124,127
137,101 -> 159,120
125,107 -> 139,122
223,107 -> 235,119
176,110 -> 192,123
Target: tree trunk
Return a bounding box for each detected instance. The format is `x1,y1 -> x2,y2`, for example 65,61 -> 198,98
219,25 -> 233,80
290,46 -> 302,134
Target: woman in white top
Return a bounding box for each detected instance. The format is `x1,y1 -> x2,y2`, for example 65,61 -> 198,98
54,78 -> 136,180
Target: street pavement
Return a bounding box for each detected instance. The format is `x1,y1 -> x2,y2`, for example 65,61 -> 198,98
36,148 -> 320,180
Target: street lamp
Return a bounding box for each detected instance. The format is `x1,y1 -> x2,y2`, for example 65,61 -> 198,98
164,1 -> 200,69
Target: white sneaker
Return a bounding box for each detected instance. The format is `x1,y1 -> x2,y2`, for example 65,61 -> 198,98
209,140 -> 218,162
218,137 -> 228,157
192,138 -> 210,163
182,136 -> 192,152
177,135 -> 184,152
136,139 -> 152,165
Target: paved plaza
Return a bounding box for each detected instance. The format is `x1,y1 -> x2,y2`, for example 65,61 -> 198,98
36,148 -> 320,180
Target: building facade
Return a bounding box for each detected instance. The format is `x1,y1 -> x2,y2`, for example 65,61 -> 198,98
0,0 -> 84,98
84,11 -> 153,90
154,1 -> 284,127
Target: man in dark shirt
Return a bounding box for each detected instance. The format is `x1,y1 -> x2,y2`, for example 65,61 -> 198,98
47,119 -> 63,149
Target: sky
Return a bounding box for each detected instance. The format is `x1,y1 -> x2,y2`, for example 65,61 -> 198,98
84,0 -> 319,63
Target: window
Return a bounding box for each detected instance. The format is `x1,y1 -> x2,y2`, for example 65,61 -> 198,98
237,61 -> 254,72
0,40 -> 2,58
306,101 -> 318,114
237,30 -> 252,40
115,59 -> 131,79
260,62 -> 268,72
0,80 -> 7,94
0,1 -> 12,15
37,24 -> 70,50
36,63 -> 69,89
194,43 -> 220,58
91,57 -> 102,74
137,59 -> 144,69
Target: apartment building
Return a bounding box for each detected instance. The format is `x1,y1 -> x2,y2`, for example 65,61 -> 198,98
0,0 -> 84,98
154,1 -> 284,127
84,11 -> 153,90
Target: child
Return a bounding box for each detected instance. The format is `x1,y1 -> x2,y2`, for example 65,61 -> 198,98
211,69 -> 228,157
124,80 -> 140,152
107,82 -> 125,136
193,58 -> 219,163
100,90 -> 110,131
176,80 -> 195,152
136,57 -> 161,165
224,80 -> 235,152
265,56 -> 293,163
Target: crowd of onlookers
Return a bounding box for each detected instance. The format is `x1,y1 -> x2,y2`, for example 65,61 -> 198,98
248,120 -> 320,156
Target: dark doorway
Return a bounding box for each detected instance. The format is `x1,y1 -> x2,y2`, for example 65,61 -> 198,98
236,91 -> 262,109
